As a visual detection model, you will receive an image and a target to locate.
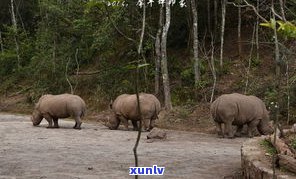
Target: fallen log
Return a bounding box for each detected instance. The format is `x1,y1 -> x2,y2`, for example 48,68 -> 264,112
278,154 -> 296,174
282,123 -> 296,136
266,128 -> 295,158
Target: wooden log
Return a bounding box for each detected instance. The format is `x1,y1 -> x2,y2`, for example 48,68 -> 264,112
278,154 -> 296,174
266,130 -> 295,158
282,123 -> 296,136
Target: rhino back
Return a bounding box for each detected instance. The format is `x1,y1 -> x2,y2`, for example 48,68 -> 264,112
215,93 -> 264,125
140,93 -> 161,112
112,93 -> 160,120
37,94 -> 85,118
112,94 -> 137,119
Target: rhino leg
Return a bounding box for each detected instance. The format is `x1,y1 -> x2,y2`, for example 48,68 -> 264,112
119,116 -> 129,130
215,122 -> 224,138
235,125 -> 243,137
44,114 -> 53,128
53,118 -> 59,128
132,120 -> 139,131
247,119 -> 260,138
73,116 -> 82,130
142,118 -> 151,131
149,119 -> 156,130
225,121 -> 234,138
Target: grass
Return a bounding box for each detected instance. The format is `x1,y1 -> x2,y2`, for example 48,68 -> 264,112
260,139 -> 277,155
290,137 -> 296,150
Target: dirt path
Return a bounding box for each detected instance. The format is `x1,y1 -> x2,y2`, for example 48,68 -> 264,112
0,113 -> 246,179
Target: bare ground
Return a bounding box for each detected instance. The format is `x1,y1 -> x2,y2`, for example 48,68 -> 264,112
0,113 -> 246,179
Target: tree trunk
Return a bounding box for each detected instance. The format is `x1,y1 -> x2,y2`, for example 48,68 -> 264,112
207,0 -> 211,33
214,0 -> 218,38
191,0 -> 199,85
52,39 -> 56,73
244,24 -> 256,94
255,0 -> 259,61
279,0 -> 286,21
74,48 -> 80,92
238,0 -> 242,59
210,35 -> 216,103
286,61 -> 290,124
155,7 -> 164,96
134,2 -> 146,178
271,2 -> 282,176
161,0 -> 173,111
0,31 -> 3,54
219,0 -> 226,68
10,0 -> 20,70
65,57 -> 74,94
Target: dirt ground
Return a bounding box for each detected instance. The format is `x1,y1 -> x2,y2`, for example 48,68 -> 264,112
0,113 -> 246,179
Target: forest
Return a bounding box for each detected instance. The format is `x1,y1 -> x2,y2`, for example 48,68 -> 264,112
0,0 -> 296,125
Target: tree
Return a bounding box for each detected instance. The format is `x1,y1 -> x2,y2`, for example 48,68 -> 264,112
219,0 -> 226,68
161,0 -> 173,111
154,6 -> 163,96
10,0 -> 20,70
191,0 -> 200,85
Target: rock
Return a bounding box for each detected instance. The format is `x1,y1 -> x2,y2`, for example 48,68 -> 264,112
147,128 -> 167,140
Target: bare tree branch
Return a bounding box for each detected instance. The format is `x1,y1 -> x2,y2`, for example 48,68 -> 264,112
133,2 -> 146,178
104,5 -> 137,44
228,0 -> 268,23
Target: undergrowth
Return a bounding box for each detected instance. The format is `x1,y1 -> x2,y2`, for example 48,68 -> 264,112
260,139 -> 277,155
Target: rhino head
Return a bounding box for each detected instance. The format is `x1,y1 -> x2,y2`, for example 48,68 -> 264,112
107,114 -> 120,130
31,110 -> 43,126
258,118 -> 274,135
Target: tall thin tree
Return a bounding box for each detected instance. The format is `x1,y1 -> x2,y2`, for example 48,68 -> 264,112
10,0 -> 20,70
219,0 -> 226,67
238,0 -> 242,59
255,0 -> 259,61
133,1 -> 146,179
271,1 -> 280,178
155,6 -> 164,96
161,0 -> 173,111
0,31 -> 3,54
214,0 -> 218,38
279,0 -> 286,22
207,0 -> 211,33
210,34 -> 216,103
191,0 -> 200,85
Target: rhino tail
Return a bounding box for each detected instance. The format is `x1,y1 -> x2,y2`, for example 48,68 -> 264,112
154,100 -> 161,120
81,105 -> 87,118
211,98 -> 220,120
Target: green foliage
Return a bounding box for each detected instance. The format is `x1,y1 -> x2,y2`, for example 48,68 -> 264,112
291,137 -> 296,150
0,51 -> 17,76
264,88 -> 278,110
260,139 -> 277,155
260,20 -> 296,38
180,68 -> 194,86
1,0 -> 295,113
171,87 -> 195,106
250,57 -> 261,68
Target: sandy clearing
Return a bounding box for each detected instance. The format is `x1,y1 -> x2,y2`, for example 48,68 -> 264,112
0,113 -> 246,179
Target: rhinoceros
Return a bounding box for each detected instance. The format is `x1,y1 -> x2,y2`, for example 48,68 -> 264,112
210,93 -> 273,138
31,94 -> 86,129
108,93 -> 161,131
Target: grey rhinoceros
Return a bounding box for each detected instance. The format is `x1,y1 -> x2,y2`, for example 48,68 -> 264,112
210,93 -> 273,138
31,93 -> 86,129
108,93 -> 161,131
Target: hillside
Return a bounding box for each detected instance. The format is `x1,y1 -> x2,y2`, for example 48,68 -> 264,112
0,1 -> 296,132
